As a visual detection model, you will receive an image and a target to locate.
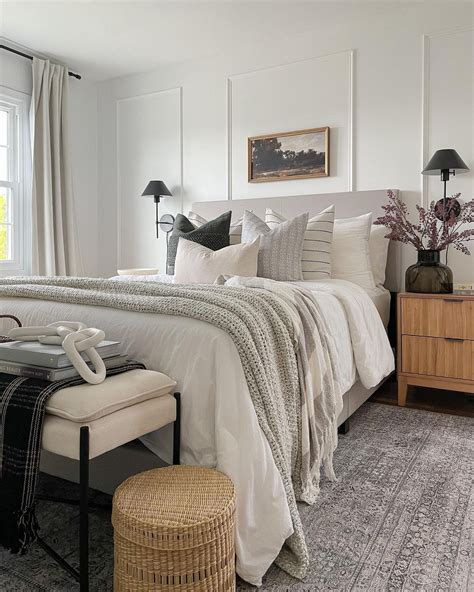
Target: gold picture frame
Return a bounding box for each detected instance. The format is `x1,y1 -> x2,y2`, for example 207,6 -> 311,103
248,126 -> 330,183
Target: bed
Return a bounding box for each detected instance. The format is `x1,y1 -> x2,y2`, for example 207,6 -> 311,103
187,189 -> 400,429
0,189 -> 400,586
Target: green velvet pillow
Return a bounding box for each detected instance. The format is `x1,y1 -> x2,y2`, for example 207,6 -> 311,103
167,211 -> 232,275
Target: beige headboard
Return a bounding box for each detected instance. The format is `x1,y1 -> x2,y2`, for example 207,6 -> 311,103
192,189 -> 401,292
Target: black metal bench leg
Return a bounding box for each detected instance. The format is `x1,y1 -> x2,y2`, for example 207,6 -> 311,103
79,426 -> 89,592
173,392 -> 181,466
36,537 -> 80,583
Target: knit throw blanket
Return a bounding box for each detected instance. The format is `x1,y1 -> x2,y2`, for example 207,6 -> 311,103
0,362 -> 144,554
0,277 -> 343,579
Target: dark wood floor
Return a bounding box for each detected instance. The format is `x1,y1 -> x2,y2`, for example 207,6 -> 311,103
370,379 -> 474,418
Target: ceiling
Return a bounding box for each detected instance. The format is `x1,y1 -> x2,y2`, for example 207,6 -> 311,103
0,0 -> 395,82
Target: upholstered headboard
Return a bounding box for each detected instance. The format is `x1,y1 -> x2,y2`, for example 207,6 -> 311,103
191,189 -> 402,292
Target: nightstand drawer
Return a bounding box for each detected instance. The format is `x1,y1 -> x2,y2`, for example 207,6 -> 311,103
401,297 -> 474,340
402,335 -> 474,380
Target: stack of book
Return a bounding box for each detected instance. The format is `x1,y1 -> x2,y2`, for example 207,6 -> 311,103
453,283 -> 474,295
0,339 -> 127,382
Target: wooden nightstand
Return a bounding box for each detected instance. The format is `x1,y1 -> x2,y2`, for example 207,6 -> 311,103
397,293 -> 474,406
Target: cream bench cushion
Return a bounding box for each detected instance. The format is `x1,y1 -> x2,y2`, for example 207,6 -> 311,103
42,369 -> 178,460
46,369 -> 176,422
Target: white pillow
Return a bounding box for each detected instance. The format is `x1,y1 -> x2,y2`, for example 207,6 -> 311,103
188,211 -> 243,245
265,205 -> 335,280
174,237 -> 259,284
370,225 -> 390,288
332,213 -> 376,289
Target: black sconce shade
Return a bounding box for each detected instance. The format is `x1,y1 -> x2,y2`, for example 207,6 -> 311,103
422,149 -> 469,175
141,180 -> 172,201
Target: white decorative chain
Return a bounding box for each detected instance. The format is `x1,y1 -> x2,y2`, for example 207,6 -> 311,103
9,321 -> 107,384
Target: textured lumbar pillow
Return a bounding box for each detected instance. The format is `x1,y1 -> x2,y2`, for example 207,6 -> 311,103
332,213 -> 376,289
174,237 -> 260,284
241,210 -> 309,281
265,205 -> 335,280
188,211 -> 243,245
167,211 -> 231,274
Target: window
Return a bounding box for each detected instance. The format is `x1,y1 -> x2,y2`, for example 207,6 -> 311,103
0,90 -> 31,275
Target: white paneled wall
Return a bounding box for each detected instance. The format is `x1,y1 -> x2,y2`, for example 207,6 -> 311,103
97,2 -> 473,282
424,28 -> 474,282
229,51 -> 352,198
117,89 -> 182,272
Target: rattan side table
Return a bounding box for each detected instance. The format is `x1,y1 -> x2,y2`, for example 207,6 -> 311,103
112,465 -> 236,591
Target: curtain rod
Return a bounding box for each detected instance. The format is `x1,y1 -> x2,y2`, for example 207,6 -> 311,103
0,44 -> 82,80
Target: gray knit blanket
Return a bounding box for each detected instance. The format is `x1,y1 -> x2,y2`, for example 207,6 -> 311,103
0,276 -> 343,579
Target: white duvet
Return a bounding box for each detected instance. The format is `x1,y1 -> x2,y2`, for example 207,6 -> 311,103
0,278 -> 394,586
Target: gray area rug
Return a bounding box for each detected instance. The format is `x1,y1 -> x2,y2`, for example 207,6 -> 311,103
0,402 -> 472,591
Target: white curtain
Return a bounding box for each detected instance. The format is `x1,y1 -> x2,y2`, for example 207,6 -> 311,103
30,57 -> 83,276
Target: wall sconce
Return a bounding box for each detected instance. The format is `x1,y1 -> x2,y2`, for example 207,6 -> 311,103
141,180 -> 172,237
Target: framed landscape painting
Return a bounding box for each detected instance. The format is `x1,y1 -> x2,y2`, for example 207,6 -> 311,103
248,126 -> 329,183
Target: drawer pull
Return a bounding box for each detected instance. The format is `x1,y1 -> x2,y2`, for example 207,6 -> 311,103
443,298 -> 464,303
444,337 -> 464,342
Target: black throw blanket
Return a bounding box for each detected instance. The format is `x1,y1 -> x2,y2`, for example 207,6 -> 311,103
0,362 -> 145,554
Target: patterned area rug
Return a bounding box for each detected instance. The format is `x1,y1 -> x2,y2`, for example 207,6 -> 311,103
0,402 -> 472,591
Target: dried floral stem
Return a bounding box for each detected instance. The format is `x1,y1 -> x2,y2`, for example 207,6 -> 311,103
374,190 -> 474,256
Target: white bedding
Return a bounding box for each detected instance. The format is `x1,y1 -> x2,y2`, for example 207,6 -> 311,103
113,273 -> 392,327
365,285 -> 391,327
0,278 -> 393,585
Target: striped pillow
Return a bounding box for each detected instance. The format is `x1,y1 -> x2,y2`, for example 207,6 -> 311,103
265,205 -> 335,280
242,210 -> 308,281
188,211 -> 243,245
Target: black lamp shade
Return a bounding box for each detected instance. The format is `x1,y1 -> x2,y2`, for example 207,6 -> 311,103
141,180 -> 172,197
422,149 -> 469,175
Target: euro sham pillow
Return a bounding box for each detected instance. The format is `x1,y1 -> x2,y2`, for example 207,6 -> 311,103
332,213 -> 376,289
188,211 -> 243,245
167,211 -> 231,274
265,205 -> 335,280
174,237 -> 260,284
369,225 -> 390,288
241,210 -> 308,281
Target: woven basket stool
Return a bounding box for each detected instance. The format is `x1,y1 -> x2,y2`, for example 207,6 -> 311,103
112,466 -> 236,592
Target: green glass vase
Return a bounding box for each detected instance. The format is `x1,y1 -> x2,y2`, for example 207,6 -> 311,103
405,250 -> 453,294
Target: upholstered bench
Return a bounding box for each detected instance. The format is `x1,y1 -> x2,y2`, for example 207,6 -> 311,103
38,369 -> 180,592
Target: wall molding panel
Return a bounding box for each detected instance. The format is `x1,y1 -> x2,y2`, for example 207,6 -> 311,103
347,49 -> 354,192
421,33 -> 431,206
116,86 -> 183,271
226,49 -> 354,200
226,77 -> 233,200
421,27 -> 473,206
